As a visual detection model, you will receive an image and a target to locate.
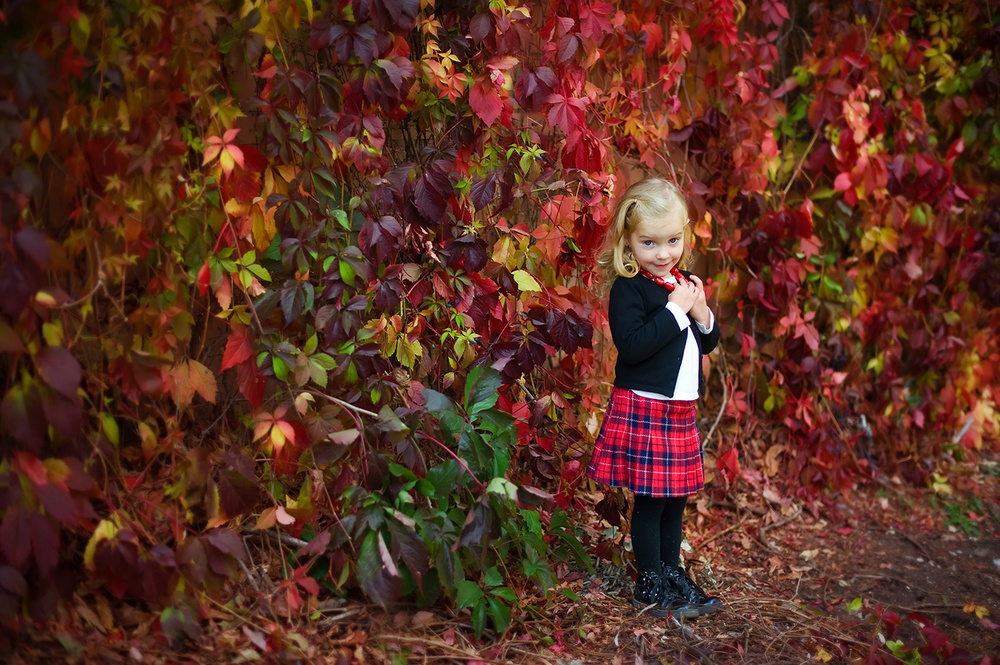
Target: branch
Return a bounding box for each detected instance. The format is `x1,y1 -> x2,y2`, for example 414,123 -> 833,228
306,390 -> 379,418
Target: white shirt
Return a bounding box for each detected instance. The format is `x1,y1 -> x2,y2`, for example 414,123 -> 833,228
632,276 -> 714,402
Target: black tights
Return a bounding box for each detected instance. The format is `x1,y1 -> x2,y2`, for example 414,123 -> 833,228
631,495 -> 687,573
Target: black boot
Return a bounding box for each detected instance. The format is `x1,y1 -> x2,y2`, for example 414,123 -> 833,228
662,565 -> 723,616
632,569 -> 701,619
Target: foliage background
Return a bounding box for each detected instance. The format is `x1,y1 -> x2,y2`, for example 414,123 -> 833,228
1,0 -> 998,641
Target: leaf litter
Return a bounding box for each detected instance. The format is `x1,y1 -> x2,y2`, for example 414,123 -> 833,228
3,471 -> 999,665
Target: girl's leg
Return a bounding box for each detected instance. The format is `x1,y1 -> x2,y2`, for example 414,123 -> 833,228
631,494 -> 666,572
657,495 -> 723,614
630,494 -> 702,618
659,496 -> 687,567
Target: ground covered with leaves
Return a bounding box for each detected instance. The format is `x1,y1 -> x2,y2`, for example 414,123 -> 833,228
4,465 -> 999,665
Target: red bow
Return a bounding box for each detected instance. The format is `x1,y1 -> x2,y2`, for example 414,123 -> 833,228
640,267 -> 686,292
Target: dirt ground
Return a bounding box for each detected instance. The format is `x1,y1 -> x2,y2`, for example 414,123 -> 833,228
4,475 -> 999,665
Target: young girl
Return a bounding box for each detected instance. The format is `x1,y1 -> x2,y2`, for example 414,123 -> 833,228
588,177 -> 722,619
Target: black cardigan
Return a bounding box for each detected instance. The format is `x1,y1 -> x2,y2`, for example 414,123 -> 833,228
607,271 -> 720,397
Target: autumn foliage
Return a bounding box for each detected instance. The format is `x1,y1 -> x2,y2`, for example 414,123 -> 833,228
1,0 -> 998,641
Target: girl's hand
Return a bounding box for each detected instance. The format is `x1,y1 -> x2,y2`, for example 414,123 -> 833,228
687,274 -> 711,327
668,281 -> 697,313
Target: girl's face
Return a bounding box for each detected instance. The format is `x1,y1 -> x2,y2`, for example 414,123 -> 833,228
627,213 -> 686,278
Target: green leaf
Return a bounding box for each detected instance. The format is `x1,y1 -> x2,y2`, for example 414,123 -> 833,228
303,334 -> 318,355
421,388 -> 456,415
339,260 -> 356,285
486,596 -> 511,636
490,586 -> 517,603
425,460 -> 460,499
472,600 -> 487,639
484,566 -> 502,588
310,352 -> 336,370
455,580 -> 483,609
464,366 -> 502,413
375,405 -> 410,444
486,477 -> 518,501
272,355 -> 288,381
356,531 -> 402,608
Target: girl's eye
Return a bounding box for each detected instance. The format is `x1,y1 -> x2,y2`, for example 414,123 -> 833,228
643,240 -> 654,246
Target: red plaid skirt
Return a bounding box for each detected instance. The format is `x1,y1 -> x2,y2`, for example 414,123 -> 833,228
587,388 -> 705,497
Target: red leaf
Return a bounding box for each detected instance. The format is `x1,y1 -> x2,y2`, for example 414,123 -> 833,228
197,261 -> 211,297
296,575 -> 320,595
0,319 -> 25,353
557,33 -> 579,64
217,467 -> 261,517
469,12 -> 492,43
221,326 -> 254,371
15,451 -> 48,486
470,78 -> 503,128
223,167 -> 261,203
296,531 -> 331,558
240,144 -> 267,172
546,93 -> 587,134
236,360 -> 266,411
716,447 -> 741,481
578,2 -> 614,41
34,346 -> 82,399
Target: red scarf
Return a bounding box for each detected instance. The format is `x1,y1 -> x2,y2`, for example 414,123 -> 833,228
640,267 -> 686,292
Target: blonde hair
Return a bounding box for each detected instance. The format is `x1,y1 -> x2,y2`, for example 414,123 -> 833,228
595,178 -> 692,294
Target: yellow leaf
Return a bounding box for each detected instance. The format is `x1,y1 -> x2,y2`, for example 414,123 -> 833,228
187,359 -> 217,404
42,459 -> 71,484
512,269 -> 541,292
251,201 -> 277,251
219,148 -> 235,175
275,164 -> 298,183
270,423 -> 286,451
225,198 -> 249,217
102,414 -> 120,447
83,520 -> 119,571
30,119 -> 51,159
170,362 -> 195,409
255,506 -> 277,530
964,603 -> 990,619
492,236 -> 516,270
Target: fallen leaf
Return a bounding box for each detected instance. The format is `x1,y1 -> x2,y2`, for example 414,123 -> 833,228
412,610 -> 436,626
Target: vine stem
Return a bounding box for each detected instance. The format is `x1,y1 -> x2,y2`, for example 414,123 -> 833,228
306,389 -> 378,418
416,431 -> 486,491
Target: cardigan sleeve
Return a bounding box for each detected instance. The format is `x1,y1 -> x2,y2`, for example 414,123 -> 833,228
607,278 -> 688,364
697,313 -> 720,354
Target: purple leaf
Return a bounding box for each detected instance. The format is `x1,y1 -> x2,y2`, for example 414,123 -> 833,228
469,172 -> 498,211
34,346 -> 81,399
28,512 -> 59,574
13,228 -> 51,269
413,169 -> 452,223
1,504 -> 31,570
